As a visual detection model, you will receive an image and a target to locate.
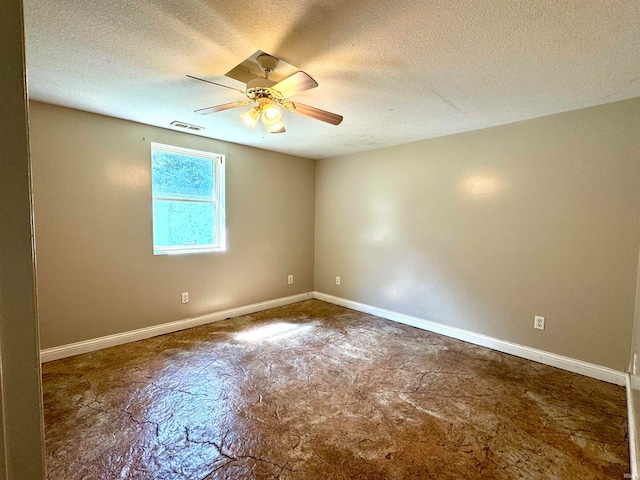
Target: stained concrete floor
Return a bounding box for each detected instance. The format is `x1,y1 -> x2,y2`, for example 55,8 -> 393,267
43,300 -> 629,479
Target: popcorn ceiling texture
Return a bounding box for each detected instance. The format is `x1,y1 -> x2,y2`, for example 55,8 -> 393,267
42,300 -> 628,479
23,0 -> 640,159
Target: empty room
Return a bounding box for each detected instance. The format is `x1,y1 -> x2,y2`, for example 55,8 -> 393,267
2,0 -> 640,478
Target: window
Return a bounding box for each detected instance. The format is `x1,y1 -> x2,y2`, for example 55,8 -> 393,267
151,143 -> 225,255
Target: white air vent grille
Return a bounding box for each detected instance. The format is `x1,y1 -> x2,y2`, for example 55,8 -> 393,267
170,121 -> 205,131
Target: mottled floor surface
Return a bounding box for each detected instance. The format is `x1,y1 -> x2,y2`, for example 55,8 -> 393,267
43,300 -> 629,479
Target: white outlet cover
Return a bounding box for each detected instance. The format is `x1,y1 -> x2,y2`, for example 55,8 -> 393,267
534,315 -> 545,330
336,276 -> 341,285
288,275 -> 294,284
181,292 -> 189,303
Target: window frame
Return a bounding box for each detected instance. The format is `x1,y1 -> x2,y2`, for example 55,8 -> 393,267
150,142 -> 226,255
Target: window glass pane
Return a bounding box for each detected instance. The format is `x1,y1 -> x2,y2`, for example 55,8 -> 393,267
152,151 -> 214,201
153,200 -> 216,248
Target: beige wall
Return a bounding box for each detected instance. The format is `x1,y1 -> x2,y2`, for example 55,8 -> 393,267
29,102 -> 315,349
315,98 -> 640,371
0,0 -> 45,476
629,94 -> 640,463
29,97 -> 640,370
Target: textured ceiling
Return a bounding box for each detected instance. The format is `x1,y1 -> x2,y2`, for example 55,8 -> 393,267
24,0 -> 640,159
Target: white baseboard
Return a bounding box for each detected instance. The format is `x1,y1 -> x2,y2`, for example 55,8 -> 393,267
628,374 -> 639,479
42,290 -> 627,387
313,292 -> 626,386
40,292 -> 314,363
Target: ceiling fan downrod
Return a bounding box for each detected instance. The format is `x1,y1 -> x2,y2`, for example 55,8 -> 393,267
257,53 -> 279,79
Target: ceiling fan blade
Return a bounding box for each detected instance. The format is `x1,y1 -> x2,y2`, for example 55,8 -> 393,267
195,101 -> 249,115
187,75 -> 245,93
291,103 -> 343,125
271,71 -> 318,98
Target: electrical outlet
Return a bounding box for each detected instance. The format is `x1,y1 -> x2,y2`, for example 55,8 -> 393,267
336,276 -> 341,285
181,292 -> 189,304
288,274 -> 294,285
534,316 -> 545,330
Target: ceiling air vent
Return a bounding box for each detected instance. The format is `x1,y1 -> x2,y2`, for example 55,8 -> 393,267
170,121 -> 204,131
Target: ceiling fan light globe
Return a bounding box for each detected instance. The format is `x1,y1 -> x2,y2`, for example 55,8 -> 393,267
261,104 -> 281,126
268,121 -> 286,134
241,107 -> 261,128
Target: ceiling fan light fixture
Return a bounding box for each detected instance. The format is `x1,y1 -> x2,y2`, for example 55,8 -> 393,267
261,104 -> 281,126
241,107 -> 261,128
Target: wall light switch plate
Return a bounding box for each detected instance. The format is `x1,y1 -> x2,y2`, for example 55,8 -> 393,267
534,316 -> 545,330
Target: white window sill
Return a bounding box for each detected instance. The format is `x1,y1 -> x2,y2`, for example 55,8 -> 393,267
154,246 -> 226,256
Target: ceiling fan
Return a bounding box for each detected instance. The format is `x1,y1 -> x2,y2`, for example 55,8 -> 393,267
188,53 -> 343,134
